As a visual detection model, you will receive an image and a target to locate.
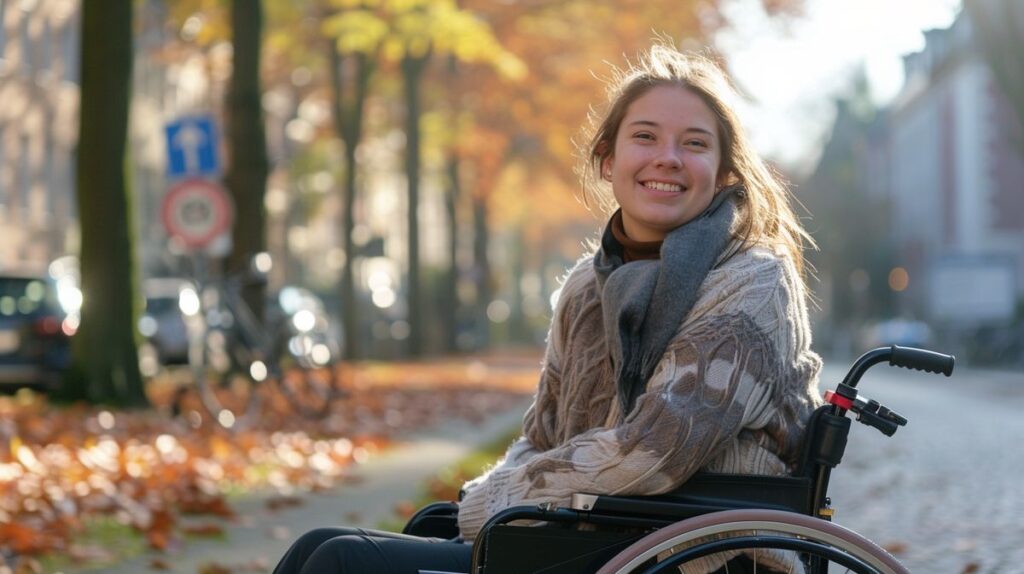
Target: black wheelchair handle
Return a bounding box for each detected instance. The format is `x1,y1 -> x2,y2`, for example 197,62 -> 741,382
889,345 -> 955,376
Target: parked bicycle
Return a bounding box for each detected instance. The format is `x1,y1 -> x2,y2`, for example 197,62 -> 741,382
179,253 -> 345,429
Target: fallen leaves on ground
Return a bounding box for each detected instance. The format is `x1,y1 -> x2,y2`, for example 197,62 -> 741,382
0,354 -> 538,571
881,541 -> 908,555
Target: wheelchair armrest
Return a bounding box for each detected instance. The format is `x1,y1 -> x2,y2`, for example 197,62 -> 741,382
571,472 -> 815,521
402,501 -> 460,538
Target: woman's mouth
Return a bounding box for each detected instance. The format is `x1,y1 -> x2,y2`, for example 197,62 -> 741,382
641,181 -> 685,194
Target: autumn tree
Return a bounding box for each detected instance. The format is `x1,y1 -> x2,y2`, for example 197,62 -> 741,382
60,0 -> 147,406
322,0 -> 522,356
392,2 -> 523,356
320,2 -> 379,360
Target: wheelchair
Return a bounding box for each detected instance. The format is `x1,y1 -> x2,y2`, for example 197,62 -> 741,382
403,345 -> 955,574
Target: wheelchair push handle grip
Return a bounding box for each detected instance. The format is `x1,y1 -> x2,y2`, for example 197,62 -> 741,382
889,345 -> 954,376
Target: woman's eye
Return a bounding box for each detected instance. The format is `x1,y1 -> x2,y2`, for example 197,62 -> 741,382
686,139 -> 707,148
633,132 -> 655,141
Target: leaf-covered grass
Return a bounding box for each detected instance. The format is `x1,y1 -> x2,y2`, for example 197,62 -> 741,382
38,515 -> 146,572
1,354 -> 540,572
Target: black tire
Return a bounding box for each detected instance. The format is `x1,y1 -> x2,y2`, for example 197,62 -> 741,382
272,334 -> 341,419
596,509 -> 909,574
188,325 -> 264,429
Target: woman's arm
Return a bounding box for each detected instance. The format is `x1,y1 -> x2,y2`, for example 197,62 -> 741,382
458,262 -> 587,499
457,254 -> 816,540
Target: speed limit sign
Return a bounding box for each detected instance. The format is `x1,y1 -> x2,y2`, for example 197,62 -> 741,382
160,178 -> 234,250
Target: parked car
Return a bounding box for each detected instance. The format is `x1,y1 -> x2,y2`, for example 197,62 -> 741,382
0,272 -> 77,390
139,278 -> 195,365
860,318 -> 934,351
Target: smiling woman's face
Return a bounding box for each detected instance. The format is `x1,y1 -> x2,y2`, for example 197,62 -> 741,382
603,85 -> 723,242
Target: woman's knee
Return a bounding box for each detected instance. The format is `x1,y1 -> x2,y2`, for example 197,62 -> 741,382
275,527 -> 365,574
301,534 -> 374,573
293,527 -> 353,551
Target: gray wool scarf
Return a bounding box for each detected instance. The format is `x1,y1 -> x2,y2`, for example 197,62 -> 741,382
594,186 -> 743,415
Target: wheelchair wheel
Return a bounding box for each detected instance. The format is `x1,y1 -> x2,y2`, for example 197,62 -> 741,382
596,509 -> 908,574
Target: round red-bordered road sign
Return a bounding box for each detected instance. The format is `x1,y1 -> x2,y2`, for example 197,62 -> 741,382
160,178 -> 234,250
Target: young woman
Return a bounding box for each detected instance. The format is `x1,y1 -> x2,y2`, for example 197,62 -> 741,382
274,42 -> 822,574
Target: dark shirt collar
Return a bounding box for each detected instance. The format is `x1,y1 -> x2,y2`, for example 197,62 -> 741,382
610,210 -> 662,262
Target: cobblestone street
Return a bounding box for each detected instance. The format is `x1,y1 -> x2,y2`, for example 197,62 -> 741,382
822,361 -> 1024,573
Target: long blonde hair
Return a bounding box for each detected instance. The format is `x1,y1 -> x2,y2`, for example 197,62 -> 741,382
577,43 -> 816,280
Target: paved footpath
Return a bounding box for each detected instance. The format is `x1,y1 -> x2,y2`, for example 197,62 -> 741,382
823,361 -> 1024,574
69,398 -> 532,574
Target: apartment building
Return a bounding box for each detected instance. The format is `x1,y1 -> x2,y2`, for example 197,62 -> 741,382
0,0 -> 80,270
883,7 -> 1024,324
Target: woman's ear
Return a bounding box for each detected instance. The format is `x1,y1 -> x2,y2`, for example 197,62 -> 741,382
715,171 -> 733,192
601,156 -> 613,181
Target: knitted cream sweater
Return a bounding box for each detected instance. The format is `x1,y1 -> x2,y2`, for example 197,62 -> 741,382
457,244 -> 823,568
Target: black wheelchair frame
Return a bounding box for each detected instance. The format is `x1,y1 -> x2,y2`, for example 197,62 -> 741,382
403,345 -> 955,574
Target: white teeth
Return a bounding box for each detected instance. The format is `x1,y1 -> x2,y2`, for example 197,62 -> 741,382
644,181 -> 683,192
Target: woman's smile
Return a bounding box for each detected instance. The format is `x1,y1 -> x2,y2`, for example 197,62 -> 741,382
639,180 -> 687,196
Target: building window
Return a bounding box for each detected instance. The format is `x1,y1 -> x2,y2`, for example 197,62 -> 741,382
40,17 -> 50,72
43,132 -> 53,214
18,133 -> 30,215
67,144 -> 77,219
62,11 -> 78,83
0,125 -> 7,207
19,6 -> 31,72
1,0 -> 8,60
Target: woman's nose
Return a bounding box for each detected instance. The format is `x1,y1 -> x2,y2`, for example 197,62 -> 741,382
654,145 -> 682,169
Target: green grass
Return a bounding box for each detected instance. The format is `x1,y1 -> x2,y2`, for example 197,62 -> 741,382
378,425 -> 520,532
39,515 -> 147,572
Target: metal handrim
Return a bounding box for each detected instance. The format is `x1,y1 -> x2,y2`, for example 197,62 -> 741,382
639,534 -> 882,574
598,510 -> 908,574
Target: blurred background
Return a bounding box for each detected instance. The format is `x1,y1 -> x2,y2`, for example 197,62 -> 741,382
0,0 -> 1021,400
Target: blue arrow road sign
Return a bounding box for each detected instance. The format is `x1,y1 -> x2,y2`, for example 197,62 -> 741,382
165,115 -> 220,179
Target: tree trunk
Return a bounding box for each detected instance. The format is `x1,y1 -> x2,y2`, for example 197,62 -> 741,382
60,0 -> 146,406
508,227 -> 528,343
224,0 -> 269,317
472,195 -> 491,350
443,55 -> 462,354
444,156 -> 461,353
327,43 -> 372,360
402,52 -> 430,357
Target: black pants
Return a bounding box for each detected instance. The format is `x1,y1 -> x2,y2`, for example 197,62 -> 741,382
272,527 -> 472,574
273,526 -> 775,574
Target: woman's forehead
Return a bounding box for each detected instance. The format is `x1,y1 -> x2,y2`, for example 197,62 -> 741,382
621,86 -> 718,133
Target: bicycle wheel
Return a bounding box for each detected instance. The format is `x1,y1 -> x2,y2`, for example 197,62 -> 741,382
596,509 -> 909,574
273,333 -> 341,419
189,325 -> 264,429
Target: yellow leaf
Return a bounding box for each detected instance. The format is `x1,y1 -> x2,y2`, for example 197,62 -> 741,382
382,37 -> 406,61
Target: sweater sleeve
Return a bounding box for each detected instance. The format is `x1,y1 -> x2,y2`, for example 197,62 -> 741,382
457,265 -> 791,541
457,260 -> 582,502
